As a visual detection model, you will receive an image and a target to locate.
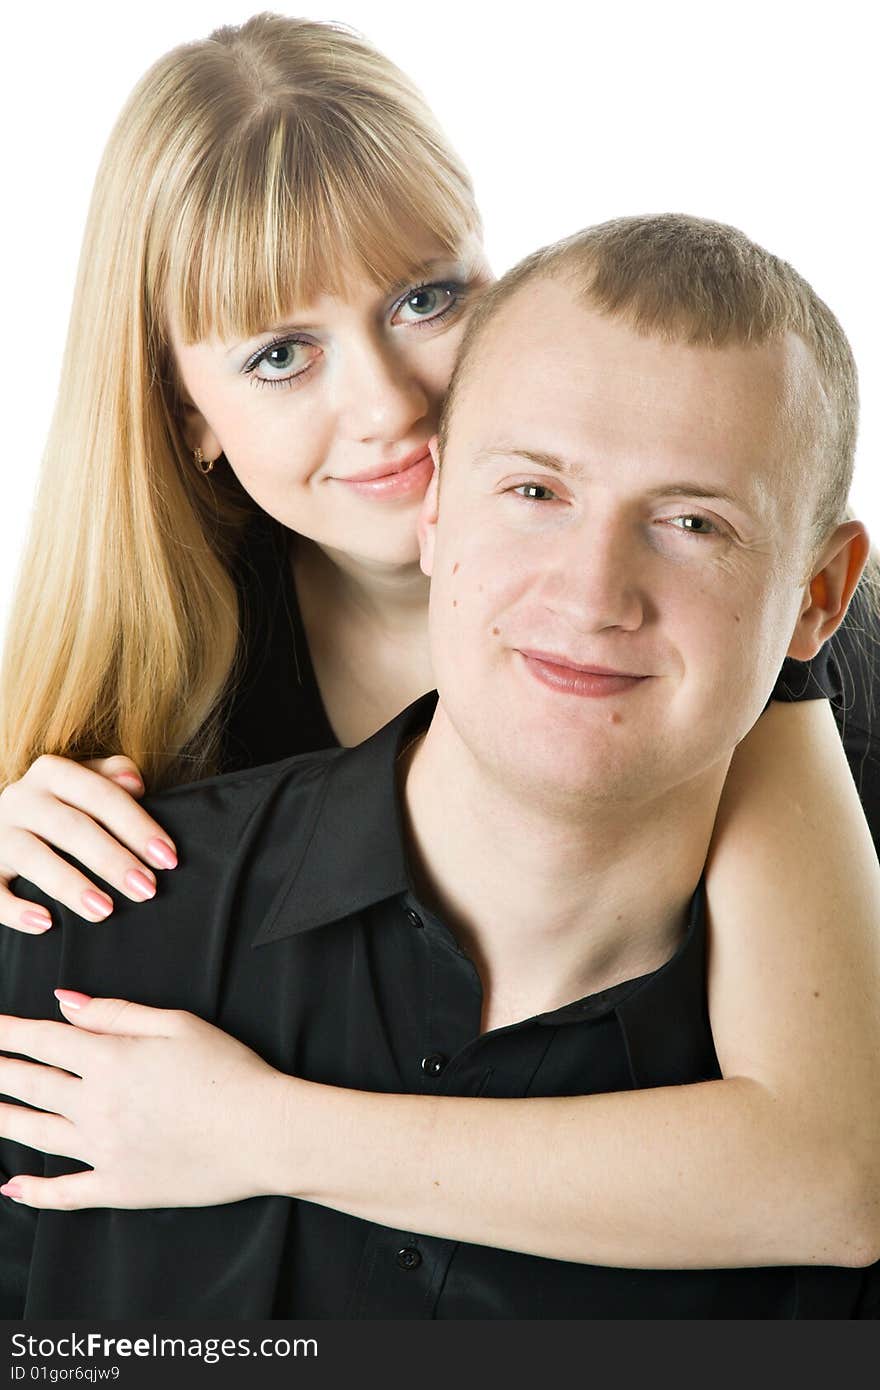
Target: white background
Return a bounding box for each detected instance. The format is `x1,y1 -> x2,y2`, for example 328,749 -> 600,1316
1,0 -> 877,640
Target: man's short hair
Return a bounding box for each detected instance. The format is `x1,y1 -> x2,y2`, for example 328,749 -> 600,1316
440,214 -> 858,552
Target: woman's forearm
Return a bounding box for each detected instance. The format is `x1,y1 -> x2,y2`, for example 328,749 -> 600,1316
276,1072 -> 875,1269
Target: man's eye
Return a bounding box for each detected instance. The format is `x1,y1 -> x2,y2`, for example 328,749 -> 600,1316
513,483 -> 559,502
668,514 -> 718,535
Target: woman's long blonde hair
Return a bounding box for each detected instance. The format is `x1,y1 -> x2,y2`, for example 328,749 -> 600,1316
0,13 -> 480,790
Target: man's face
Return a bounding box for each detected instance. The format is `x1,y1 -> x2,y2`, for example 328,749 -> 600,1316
420,277 -> 822,808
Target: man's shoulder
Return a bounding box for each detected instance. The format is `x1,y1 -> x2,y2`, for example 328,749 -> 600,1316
2,746 -> 345,1018
138,745 -> 342,854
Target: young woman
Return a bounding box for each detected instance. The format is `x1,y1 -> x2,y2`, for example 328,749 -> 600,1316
0,14 -> 878,1269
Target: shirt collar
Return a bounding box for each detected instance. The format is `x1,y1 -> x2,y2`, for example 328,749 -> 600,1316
253,692 -> 708,1057
252,693 -> 437,946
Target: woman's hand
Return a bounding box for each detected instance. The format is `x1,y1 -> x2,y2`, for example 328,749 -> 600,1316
0,994 -> 289,1209
0,756 -> 178,933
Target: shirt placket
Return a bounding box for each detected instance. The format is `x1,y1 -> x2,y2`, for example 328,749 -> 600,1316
347,896 -> 573,1318
346,896 -> 485,1318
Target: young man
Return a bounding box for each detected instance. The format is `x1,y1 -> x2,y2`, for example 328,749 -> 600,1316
1,215 -> 878,1318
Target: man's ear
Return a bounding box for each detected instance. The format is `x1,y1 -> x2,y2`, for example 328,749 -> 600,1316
417,437 -> 441,577
787,520 -> 870,660
178,396 -> 222,461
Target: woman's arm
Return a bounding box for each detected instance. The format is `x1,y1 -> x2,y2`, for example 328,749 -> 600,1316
2,701 -> 878,1268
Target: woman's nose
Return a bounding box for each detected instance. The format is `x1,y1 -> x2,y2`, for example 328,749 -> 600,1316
336,337 -> 430,444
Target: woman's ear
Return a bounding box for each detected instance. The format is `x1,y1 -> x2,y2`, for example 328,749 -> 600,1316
178,396 -> 222,462
417,437 -> 441,577
787,520 -> 870,660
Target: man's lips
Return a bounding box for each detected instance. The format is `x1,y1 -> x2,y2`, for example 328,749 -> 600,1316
333,446 -> 434,495
516,650 -> 651,699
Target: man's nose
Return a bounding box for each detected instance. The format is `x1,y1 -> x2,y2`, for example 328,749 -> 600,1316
538,514 -> 647,635
336,335 -> 429,443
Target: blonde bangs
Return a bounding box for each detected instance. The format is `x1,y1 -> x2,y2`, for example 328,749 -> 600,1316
165,103 -> 479,346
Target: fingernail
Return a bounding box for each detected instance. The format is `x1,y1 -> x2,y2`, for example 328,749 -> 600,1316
21,909 -> 52,932
146,838 -> 177,870
54,989 -> 92,1010
124,868 -> 156,901
116,773 -> 145,793
81,889 -> 113,920
0,1181 -> 23,1199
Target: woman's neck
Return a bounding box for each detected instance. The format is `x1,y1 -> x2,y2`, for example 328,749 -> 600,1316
293,537 -> 430,634
291,536 -> 433,747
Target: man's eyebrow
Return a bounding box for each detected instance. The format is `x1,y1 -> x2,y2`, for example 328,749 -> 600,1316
641,481 -> 751,508
474,450 -> 759,515
473,447 -> 586,478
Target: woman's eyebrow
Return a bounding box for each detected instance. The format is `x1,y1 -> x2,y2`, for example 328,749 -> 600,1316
223,260 -> 466,355
385,257 -> 466,295
224,319 -> 321,356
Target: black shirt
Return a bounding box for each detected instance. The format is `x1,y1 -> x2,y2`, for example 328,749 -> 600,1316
2,695 -> 878,1319
220,515 -> 880,848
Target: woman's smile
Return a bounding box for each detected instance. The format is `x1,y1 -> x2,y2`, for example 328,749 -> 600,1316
331,445 -> 435,500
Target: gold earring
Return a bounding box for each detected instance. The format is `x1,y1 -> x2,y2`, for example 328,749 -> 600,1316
193,447 -> 215,475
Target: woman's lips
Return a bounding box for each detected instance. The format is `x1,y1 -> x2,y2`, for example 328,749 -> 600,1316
334,449 -> 434,500
518,651 -> 650,699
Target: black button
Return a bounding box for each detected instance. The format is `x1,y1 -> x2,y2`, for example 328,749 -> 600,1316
421,1053 -> 447,1077
396,1246 -> 422,1271
405,909 -> 423,929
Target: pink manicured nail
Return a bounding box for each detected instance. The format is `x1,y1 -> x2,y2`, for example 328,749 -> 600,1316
54,989 -> 92,1010
146,838 -> 177,870
21,909 -> 52,932
0,1181 -> 23,1199
81,889 -> 113,920
124,868 -> 156,901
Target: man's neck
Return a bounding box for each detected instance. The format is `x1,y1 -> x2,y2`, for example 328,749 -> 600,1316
401,703 -> 729,1033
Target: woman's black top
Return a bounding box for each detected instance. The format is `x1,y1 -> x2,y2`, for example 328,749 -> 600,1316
220,513 -> 880,844
219,514 -> 339,771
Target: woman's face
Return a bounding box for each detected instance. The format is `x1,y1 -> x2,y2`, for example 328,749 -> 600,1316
171,235 -> 491,569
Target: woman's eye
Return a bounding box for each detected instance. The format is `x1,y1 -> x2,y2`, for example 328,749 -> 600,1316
513,482 -> 559,502
392,282 -> 462,326
246,339 -> 320,385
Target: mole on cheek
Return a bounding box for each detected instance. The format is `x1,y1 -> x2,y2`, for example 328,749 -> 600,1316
491,626 -> 500,635
610,712 -> 622,725
452,562 -> 460,575
734,614 -> 741,623
452,600 -> 457,607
